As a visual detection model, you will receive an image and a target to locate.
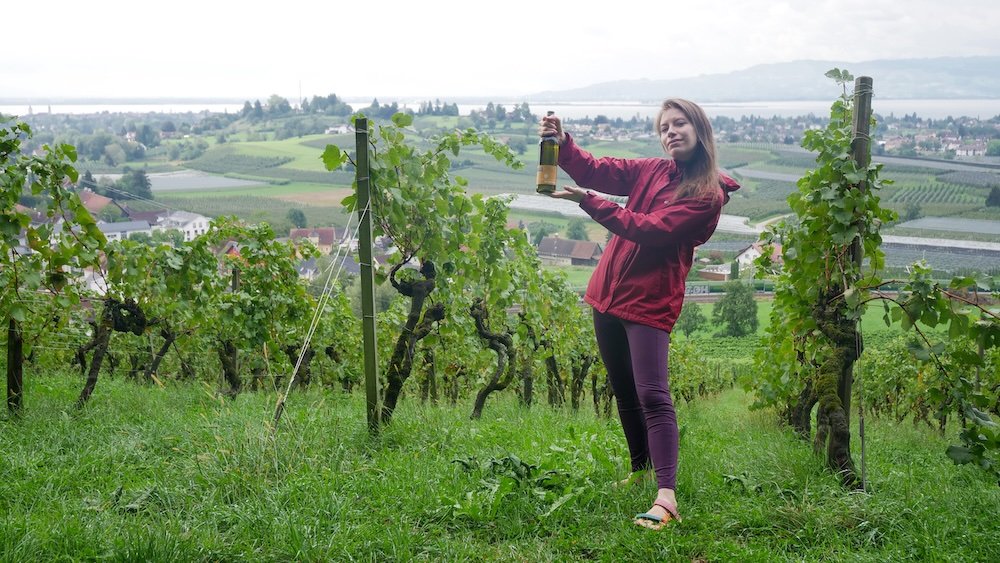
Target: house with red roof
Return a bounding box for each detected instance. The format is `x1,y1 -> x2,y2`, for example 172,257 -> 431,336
536,236 -> 603,267
77,188 -> 113,215
289,227 -> 356,254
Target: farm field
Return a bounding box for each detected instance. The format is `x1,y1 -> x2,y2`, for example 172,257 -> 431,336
895,217 -> 1000,235
102,126 -> 1000,277
157,181 -> 353,207
150,193 -> 351,233
2,375 -> 997,561
171,134 -> 1000,224
880,246 -> 1000,271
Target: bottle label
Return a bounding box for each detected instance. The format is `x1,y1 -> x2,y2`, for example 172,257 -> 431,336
536,164 -> 558,186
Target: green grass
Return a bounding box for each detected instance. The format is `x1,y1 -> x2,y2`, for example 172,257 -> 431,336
155,181 -> 349,200
245,138 -> 337,173
717,146 -> 774,169
548,264 -> 596,291
507,210 -> 611,244
585,140 -> 654,159
2,376 -> 997,561
687,298 -> 903,338
677,299 -> 907,368
152,193 -> 351,232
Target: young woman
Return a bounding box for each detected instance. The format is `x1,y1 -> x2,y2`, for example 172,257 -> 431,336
540,99 -> 740,530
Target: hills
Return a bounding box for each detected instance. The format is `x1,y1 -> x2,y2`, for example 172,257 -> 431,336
529,57 -> 1000,102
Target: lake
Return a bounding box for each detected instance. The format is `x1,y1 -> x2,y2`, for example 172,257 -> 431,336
2,99 -> 998,120
0,103 -> 244,116
370,99 -> 1000,120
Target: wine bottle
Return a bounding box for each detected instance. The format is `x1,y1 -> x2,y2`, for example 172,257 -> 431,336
536,111 -> 559,194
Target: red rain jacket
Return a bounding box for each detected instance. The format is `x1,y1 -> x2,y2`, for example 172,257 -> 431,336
559,133 -> 741,332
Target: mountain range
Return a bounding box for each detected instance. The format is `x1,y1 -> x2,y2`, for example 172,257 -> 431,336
528,57 -> 1000,102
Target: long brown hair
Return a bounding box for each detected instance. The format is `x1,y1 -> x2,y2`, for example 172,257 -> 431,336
655,98 -> 719,202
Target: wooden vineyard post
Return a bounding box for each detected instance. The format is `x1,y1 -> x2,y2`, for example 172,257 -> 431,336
7,318 -> 23,414
850,76 -> 873,491
355,117 -> 382,433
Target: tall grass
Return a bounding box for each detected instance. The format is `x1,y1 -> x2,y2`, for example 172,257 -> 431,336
1,375 -> 997,561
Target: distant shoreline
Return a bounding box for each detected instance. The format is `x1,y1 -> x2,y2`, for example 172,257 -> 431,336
4,96 -> 999,105
0,97 -> 248,105
3,98 -> 999,121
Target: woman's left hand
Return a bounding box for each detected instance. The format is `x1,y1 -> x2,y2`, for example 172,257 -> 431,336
549,185 -> 589,203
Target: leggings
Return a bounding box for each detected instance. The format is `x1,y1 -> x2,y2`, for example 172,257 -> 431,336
593,309 -> 678,490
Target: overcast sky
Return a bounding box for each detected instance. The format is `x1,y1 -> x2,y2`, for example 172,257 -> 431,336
7,0 -> 1000,102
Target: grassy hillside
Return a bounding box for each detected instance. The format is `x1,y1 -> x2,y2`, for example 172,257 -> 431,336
2,375 -> 997,561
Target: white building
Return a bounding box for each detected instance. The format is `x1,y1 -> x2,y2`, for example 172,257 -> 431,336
153,211 -> 211,242
734,242 -> 783,274
97,220 -> 152,242
81,267 -> 108,295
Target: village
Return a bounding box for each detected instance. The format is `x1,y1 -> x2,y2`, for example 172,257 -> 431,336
560,110 -> 1000,159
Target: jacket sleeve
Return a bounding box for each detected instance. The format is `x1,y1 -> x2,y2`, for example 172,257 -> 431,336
558,133 -> 647,196
580,192 -> 723,247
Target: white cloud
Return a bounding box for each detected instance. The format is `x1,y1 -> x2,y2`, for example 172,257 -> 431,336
5,0 -> 999,100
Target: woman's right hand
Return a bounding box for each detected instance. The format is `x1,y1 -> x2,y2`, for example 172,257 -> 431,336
539,113 -> 566,145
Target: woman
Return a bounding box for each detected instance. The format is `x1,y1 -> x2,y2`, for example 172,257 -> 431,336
541,99 -> 739,530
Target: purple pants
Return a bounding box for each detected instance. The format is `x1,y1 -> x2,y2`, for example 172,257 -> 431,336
593,309 -> 678,490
